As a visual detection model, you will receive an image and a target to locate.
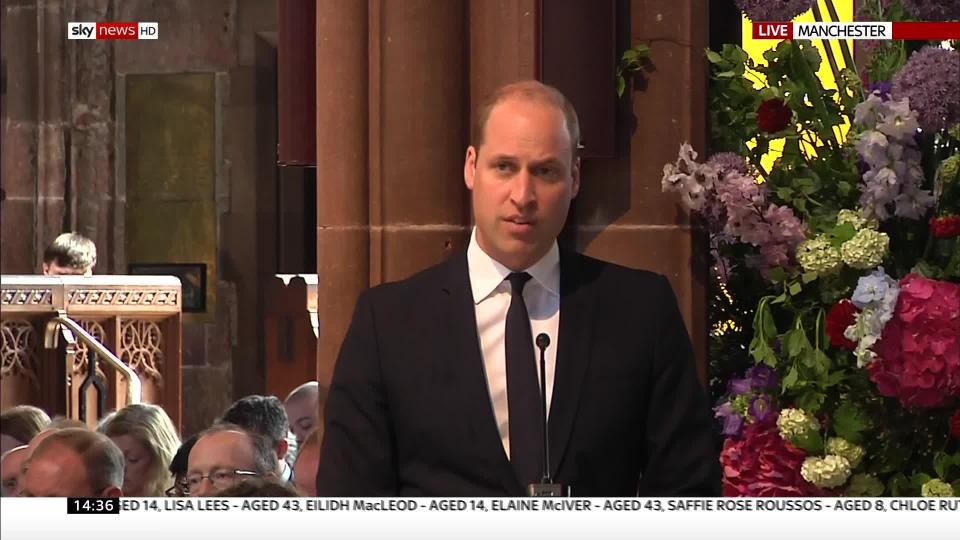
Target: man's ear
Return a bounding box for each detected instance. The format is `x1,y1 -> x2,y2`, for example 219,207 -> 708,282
570,156 -> 581,199
41,262 -> 51,276
100,485 -> 123,498
464,146 -> 478,190
276,438 -> 288,461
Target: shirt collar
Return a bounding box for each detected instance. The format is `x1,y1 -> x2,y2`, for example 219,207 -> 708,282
466,227 -> 560,304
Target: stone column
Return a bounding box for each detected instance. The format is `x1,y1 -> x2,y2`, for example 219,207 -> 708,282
315,0 -> 370,386
570,0 -> 709,381
1,0 -> 40,274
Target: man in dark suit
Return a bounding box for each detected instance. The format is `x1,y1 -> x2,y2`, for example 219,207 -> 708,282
316,81 -> 719,496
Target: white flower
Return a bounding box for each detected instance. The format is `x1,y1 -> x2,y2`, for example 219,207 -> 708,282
855,131 -> 889,169
777,408 -> 820,440
876,98 -> 920,141
801,455 -> 852,488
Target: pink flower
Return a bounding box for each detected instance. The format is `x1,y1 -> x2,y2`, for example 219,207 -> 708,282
868,274 -> 960,408
720,422 -> 826,497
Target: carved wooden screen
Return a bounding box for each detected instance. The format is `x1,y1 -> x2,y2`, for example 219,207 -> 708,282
0,275 -> 183,430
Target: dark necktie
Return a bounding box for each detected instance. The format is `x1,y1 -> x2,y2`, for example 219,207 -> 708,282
505,272 -> 542,486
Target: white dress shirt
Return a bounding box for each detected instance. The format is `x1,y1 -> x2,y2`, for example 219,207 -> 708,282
466,228 -> 560,460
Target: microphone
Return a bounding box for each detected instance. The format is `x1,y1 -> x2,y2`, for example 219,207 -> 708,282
525,333 -> 568,497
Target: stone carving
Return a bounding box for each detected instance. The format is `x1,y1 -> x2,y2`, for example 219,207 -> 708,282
120,320 -> 163,383
0,320 -> 41,389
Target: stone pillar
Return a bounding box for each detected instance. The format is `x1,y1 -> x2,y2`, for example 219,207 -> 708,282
315,0 -> 370,386
71,0 -> 115,273
1,0 -> 40,274
570,0 -> 709,381
468,0 -> 539,111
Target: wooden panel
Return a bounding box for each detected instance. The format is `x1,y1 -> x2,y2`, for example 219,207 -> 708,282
540,0 -> 617,159
278,0 -> 317,165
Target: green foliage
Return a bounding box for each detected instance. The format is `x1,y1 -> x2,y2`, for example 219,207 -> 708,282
616,43 -> 651,97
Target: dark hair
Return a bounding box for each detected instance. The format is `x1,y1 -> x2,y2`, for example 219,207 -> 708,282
471,80 -> 581,159
33,428 -> 123,494
42,232 -> 97,271
0,405 -> 51,445
220,395 -> 289,448
197,423 -> 277,476
169,433 -> 199,477
215,477 -> 300,497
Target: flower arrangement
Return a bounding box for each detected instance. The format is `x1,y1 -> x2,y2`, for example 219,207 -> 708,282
664,1 -> 960,496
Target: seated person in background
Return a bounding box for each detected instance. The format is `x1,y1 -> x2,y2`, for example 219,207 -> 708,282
23,416 -> 88,460
97,403 -> 181,497
167,434 -> 199,496
19,428 -> 123,497
284,382 -> 325,446
215,477 -> 300,498
1,405 -> 51,455
220,395 -> 293,483
1,446 -> 28,497
42,232 -> 97,276
185,423 -> 277,497
292,430 -> 321,497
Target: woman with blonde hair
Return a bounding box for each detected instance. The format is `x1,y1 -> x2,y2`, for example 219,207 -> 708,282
98,403 -> 180,497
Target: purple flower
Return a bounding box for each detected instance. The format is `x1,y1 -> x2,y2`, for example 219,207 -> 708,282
747,364 -> 777,390
901,0 -> 960,21
868,81 -> 892,101
892,47 -> 960,132
735,0 -> 814,21
749,395 -> 776,424
715,402 -> 745,437
728,377 -> 752,396
707,152 -> 751,178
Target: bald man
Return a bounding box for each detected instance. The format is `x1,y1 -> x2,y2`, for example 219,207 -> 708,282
284,382 -> 325,445
20,428 -> 123,497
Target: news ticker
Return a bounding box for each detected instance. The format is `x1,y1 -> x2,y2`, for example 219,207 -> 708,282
752,21 -> 960,40
0,497 -> 954,540
67,22 -> 157,40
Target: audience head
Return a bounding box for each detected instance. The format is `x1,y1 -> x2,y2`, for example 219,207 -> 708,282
215,477 -> 300,497
1,446 -> 28,497
221,395 -> 289,467
42,232 -> 97,276
186,423 -> 276,497
1,405 -> 51,455
293,429 -> 321,497
20,428 -> 123,497
283,382 -> 324,445
24,417 -> 88,458
97,403 -> 180,497
167,434 -> 199,496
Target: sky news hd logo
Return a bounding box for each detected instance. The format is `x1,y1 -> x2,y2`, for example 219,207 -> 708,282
68,22 -> 158,40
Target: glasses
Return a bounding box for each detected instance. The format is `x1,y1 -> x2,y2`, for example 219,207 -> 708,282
182,469 -> 259,495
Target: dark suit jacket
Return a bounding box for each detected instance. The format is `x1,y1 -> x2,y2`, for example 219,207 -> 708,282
316,250 -> 720,496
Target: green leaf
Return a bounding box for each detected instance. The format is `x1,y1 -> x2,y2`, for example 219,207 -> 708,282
782,365 -> 800,391
933,452 -> 950,480
715,70 -> 736,79
832,402 -> 870,444
788,282 -> 803,296
768,267 -> 786,283
801,272 -> 818,284
616,77 -> 626,97
784,329 -> 808,358
827,223 -> 857,247
791,429 -> 824,454
776,187 -> 795,201
888,473 -> 911,497
795,390 -> 825,413
909,473 -> 932,492
749,336 -> 777,367
706,50 -> 722,64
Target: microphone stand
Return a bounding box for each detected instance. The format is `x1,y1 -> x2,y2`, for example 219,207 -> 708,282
526,333 -> 569,497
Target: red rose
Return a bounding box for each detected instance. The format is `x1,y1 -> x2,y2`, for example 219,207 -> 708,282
826,299 -> 858,351
757,98 -> 792,133
951,410 -> 960,440
930,215 -> 960,238
720,422 -> 826,497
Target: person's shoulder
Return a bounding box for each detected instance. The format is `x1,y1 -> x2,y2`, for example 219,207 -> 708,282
359,255 -> 458,305
565,251 -> 669,291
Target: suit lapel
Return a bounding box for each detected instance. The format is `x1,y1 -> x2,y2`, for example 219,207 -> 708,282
549,250 -> 598,478
440,251 -> 521,493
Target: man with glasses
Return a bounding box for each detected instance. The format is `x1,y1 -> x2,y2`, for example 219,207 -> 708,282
184,423 -> 277,496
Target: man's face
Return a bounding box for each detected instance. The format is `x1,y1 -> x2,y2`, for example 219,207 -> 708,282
42,262 -> 90,276
186,430 -> 259,497
293,444 -> 320,497
20,444 -> 95,497
1,446 -> 28,497
464,97 -> 580,271
284,396 -> 319,445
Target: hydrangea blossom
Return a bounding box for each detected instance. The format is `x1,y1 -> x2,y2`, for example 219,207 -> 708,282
801,455 -> 852,488
825,437 -> 865,468
797,236 -> 843,275
920,479 -> 955,497
776,408 -> 820,440
846,473 -> 885,496
840,229 -> 890,269
845,268 -> 900,367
